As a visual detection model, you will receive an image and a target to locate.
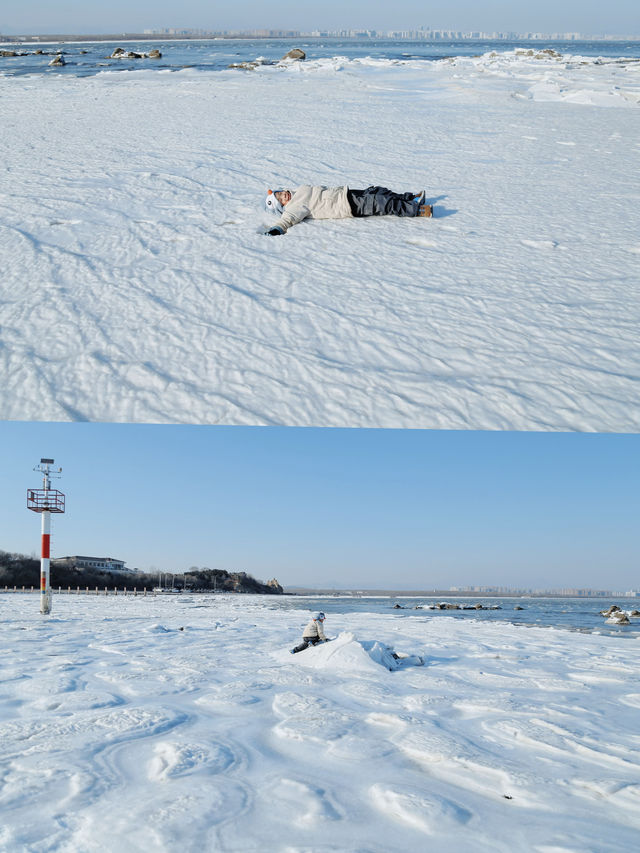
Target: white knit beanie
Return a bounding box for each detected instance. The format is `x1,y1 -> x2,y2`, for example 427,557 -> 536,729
265,189 -> 285,215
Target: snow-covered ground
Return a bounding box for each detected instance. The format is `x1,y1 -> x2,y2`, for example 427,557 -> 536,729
1,592 -> 639,852
1,53 -> 639,428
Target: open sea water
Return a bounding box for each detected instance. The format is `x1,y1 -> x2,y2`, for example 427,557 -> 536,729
1,37 -> 639,77
262,594 -> 640,639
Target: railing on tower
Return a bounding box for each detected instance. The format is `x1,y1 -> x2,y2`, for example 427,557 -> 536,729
27,489 -> 66,513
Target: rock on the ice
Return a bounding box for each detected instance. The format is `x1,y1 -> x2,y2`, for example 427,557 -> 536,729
281,49 -> 306,61
606,611 -> 630,624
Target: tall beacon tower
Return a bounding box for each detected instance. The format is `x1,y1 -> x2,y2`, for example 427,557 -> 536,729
27,458 -> 65,615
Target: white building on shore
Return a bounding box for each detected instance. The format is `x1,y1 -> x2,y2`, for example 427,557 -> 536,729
51,555 -> 129,572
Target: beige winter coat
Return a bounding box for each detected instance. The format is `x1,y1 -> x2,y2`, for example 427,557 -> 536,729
273,185 -> 353,232
302,617 -> 327,640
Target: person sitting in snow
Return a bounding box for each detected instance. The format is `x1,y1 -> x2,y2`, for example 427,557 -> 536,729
290,611 -> 328,653
265,186 -> 433,235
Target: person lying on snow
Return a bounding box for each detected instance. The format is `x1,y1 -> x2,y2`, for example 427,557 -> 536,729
265,186 -> 433,235
291,611 -> 328,654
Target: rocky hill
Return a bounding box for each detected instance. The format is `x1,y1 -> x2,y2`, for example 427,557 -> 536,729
0,550 -> 283,594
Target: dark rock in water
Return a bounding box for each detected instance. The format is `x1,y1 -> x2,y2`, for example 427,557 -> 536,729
228,59 -> 271,70
110,47 -> 161,60
266,577 -> 283,593
35,49 -> 44,55
392,603 -> 405,609
606,610 -> 630,624
228,50 -> 304,71
49,55 -> 65,66
630,610 -> 640,618
281,48 -> 306,61
474,603 -> 484,610
600,604 -> 621,617
516,48 -> 562,60
1,50 -> 18,57
514,605 -> 524,610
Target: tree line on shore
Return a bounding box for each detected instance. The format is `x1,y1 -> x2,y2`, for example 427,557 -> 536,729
0,550 -> 283,594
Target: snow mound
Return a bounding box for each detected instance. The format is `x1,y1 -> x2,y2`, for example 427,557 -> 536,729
288,631 -> 423,672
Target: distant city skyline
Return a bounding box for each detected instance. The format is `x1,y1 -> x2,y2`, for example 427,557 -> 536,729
2,1 -> 639,37
139,28 -> 635,43
1,422 -> 638,591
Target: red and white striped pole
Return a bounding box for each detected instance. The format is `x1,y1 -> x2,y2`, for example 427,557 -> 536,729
27,458 -> 64,616
40,499 -> 52,615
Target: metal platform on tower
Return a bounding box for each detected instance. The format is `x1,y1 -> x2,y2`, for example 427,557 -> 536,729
27,489 -> 66,513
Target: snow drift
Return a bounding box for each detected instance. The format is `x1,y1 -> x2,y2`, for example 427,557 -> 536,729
284,631 -> 424,671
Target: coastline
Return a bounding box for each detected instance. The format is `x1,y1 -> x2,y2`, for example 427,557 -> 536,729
3,32 -> 640,42
285,588 -> 633,598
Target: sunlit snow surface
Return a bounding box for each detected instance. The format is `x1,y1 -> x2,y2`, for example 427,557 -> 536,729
1,593 -> 640,852
1,52 -> 639,428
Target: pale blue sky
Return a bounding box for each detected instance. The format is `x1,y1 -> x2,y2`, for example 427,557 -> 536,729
1,423 -> 637,591
2,1 -> 638,36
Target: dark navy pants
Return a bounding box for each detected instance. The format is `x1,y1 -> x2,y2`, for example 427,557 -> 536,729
291,636 -> 323,654
347,186 -> 419,217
